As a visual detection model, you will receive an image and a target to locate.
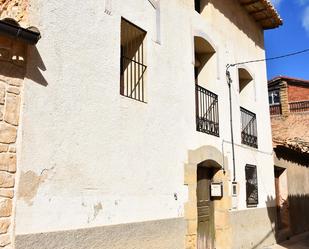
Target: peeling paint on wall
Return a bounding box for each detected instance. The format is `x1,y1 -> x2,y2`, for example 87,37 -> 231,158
18,167 -> 54,205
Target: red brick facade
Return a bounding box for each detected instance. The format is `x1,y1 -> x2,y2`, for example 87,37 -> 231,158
288,84 -> 309,102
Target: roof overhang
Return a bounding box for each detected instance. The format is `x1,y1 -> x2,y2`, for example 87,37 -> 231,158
239,0 -> 283,29
268,76 -> 309,87
0,19 -> 41,45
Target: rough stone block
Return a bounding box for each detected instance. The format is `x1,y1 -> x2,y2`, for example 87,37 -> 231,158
0,218 -> 10,234
185,234 -> 196,249
0,145 -> 8,153
186,219 -> 197,235
0,234 -> 10,247
184,202 -> 197,220
8,146 -> 15,153
0,199 -> 12,217
7,87 -> 20,95
0,154 -> 16,173
0,189 -> 14,199
0,124 -> 17,144
0,105 -> 3,121
0,173 -> 15,188
0,84 -> 5,105
4,93 -> 21,125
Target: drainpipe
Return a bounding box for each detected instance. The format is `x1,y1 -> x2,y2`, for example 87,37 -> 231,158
0,20 -> 41,45
226,65 -> 236,182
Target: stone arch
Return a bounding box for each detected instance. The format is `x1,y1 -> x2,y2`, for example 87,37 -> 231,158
184,145 -> 232,249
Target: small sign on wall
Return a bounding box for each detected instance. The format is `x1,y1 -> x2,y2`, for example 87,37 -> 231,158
210,182 -> 223,197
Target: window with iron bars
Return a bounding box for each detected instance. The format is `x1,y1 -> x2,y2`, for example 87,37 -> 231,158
245,164 -> 258,207
240,107 -> 258,148
120,18 -> 147,102
195,84 -> 219,137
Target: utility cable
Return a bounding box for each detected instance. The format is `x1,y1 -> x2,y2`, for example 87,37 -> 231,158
227,48 -> 309,69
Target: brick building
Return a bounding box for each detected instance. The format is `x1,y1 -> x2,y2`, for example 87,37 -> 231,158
268,76 -> 309,241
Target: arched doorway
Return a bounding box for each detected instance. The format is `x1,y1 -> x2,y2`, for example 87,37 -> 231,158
184,145 -> 231,249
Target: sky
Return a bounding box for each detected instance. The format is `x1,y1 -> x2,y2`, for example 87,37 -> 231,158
265,0 -> 309,80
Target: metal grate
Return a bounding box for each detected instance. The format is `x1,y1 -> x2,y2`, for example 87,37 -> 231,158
245,164 -> 258,207
240,107 -> 258,148
195,85 -> 219,137
289,100 -> 309,113
269,104 -> 282,116
120,18 -> 147,102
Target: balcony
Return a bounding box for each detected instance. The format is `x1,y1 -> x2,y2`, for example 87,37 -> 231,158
240,107 -> 258,148
195,85 -> 219,137
289,100 -> 309,113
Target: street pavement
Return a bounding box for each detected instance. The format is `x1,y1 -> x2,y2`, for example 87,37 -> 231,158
265,232 -> 309,249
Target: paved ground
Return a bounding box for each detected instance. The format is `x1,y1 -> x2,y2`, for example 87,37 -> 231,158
265,232 -> 309,249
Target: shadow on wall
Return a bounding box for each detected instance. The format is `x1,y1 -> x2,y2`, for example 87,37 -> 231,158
288,194 -> 309,235
248,196 -> 277,249
274,146 -> 309,167
26,46 -> 48,87
250,195 -> 309,249
0,34 -> 47,87
199,0 -> 264,48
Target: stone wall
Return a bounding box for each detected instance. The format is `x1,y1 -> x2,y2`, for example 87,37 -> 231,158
0,35 -> 27,248
0,0 -> 28,24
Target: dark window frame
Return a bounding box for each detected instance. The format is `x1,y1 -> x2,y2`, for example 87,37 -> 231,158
120,17 -> 147,103
245,164 -> 259,207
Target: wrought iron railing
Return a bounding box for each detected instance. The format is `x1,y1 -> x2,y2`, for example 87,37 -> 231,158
269,104 -> 282,116
240,107 -> 258,148
121,56 -> 147,102
289,100 -> 309,113
195,85 -> 219,137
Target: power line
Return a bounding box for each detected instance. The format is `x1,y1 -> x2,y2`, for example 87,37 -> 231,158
227,48 -> 309,69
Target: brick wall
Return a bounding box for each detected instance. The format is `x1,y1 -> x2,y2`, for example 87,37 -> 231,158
288,84 -> 309,102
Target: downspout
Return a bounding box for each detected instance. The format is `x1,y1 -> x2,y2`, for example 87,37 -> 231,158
226,65 -> 236,182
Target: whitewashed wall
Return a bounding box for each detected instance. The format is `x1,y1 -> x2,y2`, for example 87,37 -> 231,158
14,0 -> 275,235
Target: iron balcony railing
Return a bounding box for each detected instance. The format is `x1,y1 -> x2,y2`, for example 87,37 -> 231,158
195,84 -> 219,137
240,107 -> 258,148
289,100 -> 309,113
269,104 -> 282,116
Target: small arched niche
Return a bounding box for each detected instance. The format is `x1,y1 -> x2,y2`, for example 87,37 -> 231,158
194,36 -> 216,87
238,67 -> 255,108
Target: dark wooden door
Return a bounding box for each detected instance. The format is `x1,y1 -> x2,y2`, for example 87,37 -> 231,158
197,167 -> 214,249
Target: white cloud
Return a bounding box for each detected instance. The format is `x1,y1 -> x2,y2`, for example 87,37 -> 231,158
270,0 -> 283,7
303,6 -> 309,34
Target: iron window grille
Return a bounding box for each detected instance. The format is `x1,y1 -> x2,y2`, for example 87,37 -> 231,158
245,164 -> 258,207
120,18 -> 147,102
240,107 -> 258,148
195,84 -> 219,137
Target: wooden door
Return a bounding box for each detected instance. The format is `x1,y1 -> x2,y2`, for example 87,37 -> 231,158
197,167 -> 214,249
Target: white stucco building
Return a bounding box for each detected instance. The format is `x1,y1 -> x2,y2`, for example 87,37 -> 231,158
0,0 -> 282,248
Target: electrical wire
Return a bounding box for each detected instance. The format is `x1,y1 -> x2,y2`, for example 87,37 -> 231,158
227,48 -> 309,68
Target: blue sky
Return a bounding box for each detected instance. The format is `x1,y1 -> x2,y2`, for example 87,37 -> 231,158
265,0 -> 309,80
